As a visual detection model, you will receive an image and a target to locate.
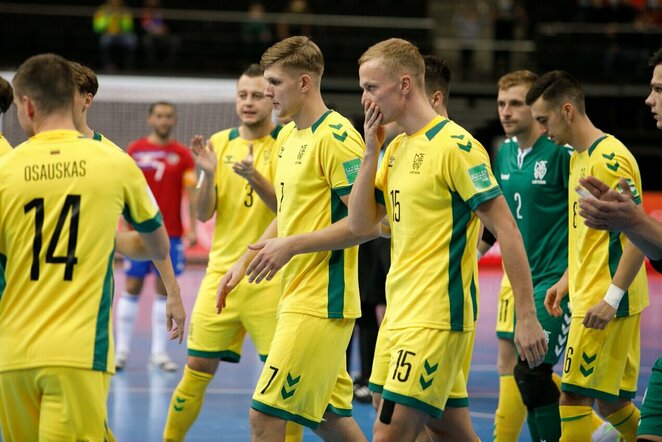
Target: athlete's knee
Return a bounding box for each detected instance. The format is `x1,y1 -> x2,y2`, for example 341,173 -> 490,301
372,391 -> 382,411
513,360 -> 559,409
186,357 -> 218,375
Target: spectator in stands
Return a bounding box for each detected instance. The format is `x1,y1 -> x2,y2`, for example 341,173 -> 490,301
276,0 -> 313,40
140,0 -> 181,69
241,2 -> 273,66
93,0 -> 138,71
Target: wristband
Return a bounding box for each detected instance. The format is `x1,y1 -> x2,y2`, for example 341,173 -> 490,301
603,283 -> 625,309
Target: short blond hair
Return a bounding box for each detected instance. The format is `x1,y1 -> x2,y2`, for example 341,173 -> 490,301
358,38 -> 425,89
497,70 -> 538,92
260,36 -> 324,77
69,61 -> 99,96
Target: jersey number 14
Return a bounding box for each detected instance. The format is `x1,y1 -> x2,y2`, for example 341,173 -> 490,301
24,195 -> 80,281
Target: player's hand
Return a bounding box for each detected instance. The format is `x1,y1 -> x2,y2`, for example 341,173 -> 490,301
165,289 -> 186,344
216,260 -> 248,314
582,300 -> 616,330
544,276 -> 568,317
233,144 -> 255,181
363,101 -> 385,155
245,237 -> 295,284
577,176 -> 638,231
514,313 -> 548,369
190,135 -> 217,176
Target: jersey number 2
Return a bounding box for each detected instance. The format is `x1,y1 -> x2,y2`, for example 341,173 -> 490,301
24,195 -> 80,281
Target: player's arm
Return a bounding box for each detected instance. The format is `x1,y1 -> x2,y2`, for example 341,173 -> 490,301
348,101 -> 387,235
131,225 -> 186,342
583,239 -> 644,330
579,175 -> 662,259
233,144 -> 278,212
216,217 -> 279,313
184,168 -> 198,245
246,193 -> 380,284
476,195 -> 547,368
191,135 -> 217,222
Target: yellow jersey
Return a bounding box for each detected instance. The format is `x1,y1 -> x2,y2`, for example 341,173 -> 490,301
375,116 -> 501,332
0,130 -> 161,374
92,130 -> 124,152
208,126 -> 280,273
568,134 -> 648,317
274,110 -> 364,319
0,133 -> 11,156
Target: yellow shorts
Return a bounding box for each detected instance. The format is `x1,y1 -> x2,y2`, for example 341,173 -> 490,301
0,367 -> 112,442
187,269 -> 279,362
561,314 -> 640,402
251,312 -> 355,430
495,276 -> 515,340
369,315 -> 475,408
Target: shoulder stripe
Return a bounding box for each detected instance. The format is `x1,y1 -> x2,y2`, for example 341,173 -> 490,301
311,110 -> 334,133
228,127 -> 240,141
425,119 -> 451,141
587,135 -> 609,156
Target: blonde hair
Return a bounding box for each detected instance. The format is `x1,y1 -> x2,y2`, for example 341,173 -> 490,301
69,61 -> 99,96
261,36 -> 324,77
497,70 -> 538,92
358,38 -> 425,89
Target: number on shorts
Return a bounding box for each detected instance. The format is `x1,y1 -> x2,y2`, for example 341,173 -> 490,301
392,349 -> 416,382
564,346 -> 574,374
499,298 -> 510,323
260,365 -> 279,394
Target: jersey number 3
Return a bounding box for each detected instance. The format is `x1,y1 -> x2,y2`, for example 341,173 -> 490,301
24,195 -> 80,281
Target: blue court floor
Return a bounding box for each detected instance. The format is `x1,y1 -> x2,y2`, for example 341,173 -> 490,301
30,265 -> 662,441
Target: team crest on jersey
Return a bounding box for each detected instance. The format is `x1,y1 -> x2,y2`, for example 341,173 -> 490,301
263,148 -> 271,163
278,145 -> 285,158
224,155 -> 234,164
532,160 -> 547,184
388,155 -> 395,167
411,153 -> 425,174
295,144 -> 307,164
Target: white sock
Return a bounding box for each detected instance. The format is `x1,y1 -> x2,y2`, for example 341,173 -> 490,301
116,293 -> 139,355
151,295 -> 168,356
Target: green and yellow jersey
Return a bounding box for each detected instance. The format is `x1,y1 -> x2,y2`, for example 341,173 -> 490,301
208,125 -> 281,273
274,110 -> 363,319
0,129 -> 161,374
493,136 -> 570,288
568,134 -> 648,317
375,116 -> 501,332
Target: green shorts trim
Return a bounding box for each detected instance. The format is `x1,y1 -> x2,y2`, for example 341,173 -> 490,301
445,397 -> 469,408
382,389 -> 442,419
561,382 -> 636,403
326,404 -> 352,417
496,331 -> 514,341
251,399 -> 319,430
368,382 -> 383,394
187,349 -> 241,363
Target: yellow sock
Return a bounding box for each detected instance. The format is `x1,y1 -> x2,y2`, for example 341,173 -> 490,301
560,405 -> 593,441
552,373 -> 604,433
605,402 -> 640,442
285,421 -> 304,442
493,374 -> 526,442
163,365 -> 214,442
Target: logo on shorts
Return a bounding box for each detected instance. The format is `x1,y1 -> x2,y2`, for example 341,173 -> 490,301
580,352 -> 597,377
419,359 -> 438,391
280,372 -> 301,400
